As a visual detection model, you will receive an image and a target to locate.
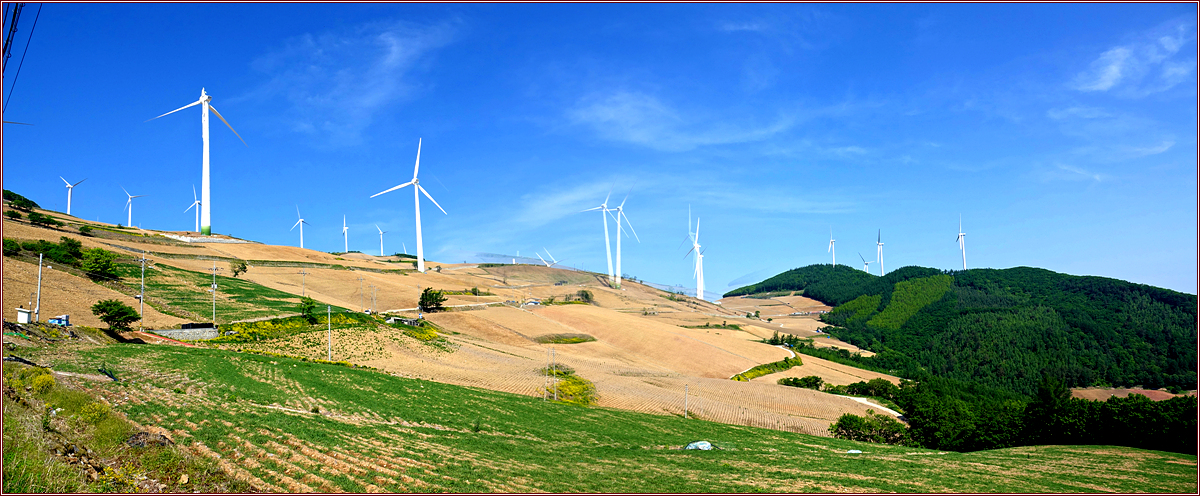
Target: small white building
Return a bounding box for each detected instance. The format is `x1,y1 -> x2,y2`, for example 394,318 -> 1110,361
15,308 -> 31,324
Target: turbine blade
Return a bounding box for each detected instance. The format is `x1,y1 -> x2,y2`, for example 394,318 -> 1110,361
60,176 -> 70,186
581,206 -> 603,212
545,249 -> 556,263
192,184 -> 197,201
121,186 -> 131,197
859,253 -> 867,263
412,138 -> 422,180
73,178 -> 86,187
695,218 -> 700,243
185,202 -> 195,213
291,219 -> 302,230
370,181 -> 414,198
418,185 -> 447,215
537,253 -> 549,266
3,120 -> 33,125
146,99 -> 202,121
296,205 -> 301,218
376,224 -> 383,234
622,212 -> 640,242
208,105 -> 248,147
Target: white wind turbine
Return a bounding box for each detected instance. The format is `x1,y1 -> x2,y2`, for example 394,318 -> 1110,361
876,229 -> 885,276
148,88 -> 247,236
957,215 -> 966,270
60,177 -> 85,216
828,227 -> 836,266
685,216 -> 705,301
290,206 -> 310,249
184,185 -> 201,232
121,187 -> 144,227
341,215 -> 349,253
859,253 -> 874,272
370,138 -> 447,273
609,194 -> 640,288
581,190 -> 616,285
375,224 -> 388,257
537,248 -> 564,268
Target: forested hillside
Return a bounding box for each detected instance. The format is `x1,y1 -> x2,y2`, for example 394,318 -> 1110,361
727,265 -> 1197,395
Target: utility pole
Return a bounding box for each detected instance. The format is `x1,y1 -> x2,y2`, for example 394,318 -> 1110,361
367,285 -> 376,313
372,286 -> 378,313
543,348 -> 549,401
209,263 -> 220,323
327,305 -> 332,361
136,251 -> 149,330
34,253 -> 43,322
357,276 -> 365,312
298,270 -> 309,297
552,347 -> 558,401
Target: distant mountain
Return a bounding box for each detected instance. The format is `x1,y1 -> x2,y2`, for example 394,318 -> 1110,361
726,265 -> 1197,395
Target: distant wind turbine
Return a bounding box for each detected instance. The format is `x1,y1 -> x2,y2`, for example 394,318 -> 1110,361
537,248 -> 564,268
828,228 -> 836,266
685,213 -> 705,301
184,185 -> 201,232
370,138 -> 447,273
859,253 -> 874,272
957,215 -> 966,270
342,215 -> 349,253
581,190 -> 616,285
610,193 -> 640,288
121,187 -> 144,227
291,206 -> 310,249
148,88 -> 247,236
376,224 -> 388,257
60,177 -> 86,216
876,229 -> 884,276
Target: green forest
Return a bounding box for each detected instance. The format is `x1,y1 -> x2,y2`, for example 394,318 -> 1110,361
729,264 -> 1198,454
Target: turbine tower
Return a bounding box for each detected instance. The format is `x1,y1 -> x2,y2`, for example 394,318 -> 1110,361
685,217 -> 705,301
341,215 -> 349,253
290,206 -> 310,249
876,229 -> 884,276
148,88 -> 247,236
376,224 -> 388,257
581,190 -> 615,285
370,138 -> 447,273
184,185 -> 201,232
828,228 -> 836,266
121,187 -> 144,227
957,215 -> 966,270
610,194 -> 640,288
60,177 -> 85,216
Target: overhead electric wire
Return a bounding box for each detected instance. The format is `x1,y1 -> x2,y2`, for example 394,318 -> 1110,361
4,2 -> 42,112
3,2 -> 23,71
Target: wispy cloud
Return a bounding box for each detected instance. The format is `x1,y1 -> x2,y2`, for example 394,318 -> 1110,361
1046,106 -> 1109,120
243,19 -> 459,146
1069,19 -> 1196,96
1040,163 -> 1108,183
568,91 -> 793,152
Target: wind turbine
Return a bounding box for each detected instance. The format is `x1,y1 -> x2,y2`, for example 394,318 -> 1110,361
828,228 -> 836,266
581,190 -> 615,285
537,248 -> 564,268
370,138 -> 447,273
60,177 -> 85,216
148,88 -> 247,236
121,187 -> 144,227
609,194 -> 640,288
290,206 -> 310,249
341,215 -> 349,253
184,185 -> 201,232
375,224 -> 388,257
859,253 -> 874,272
957,215 -> 966,270
685,216 -> 705,301
876,230 -> 885,276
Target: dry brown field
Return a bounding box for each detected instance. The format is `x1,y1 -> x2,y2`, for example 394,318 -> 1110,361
1070,387 -> 1196,401
3,213 -> 891,436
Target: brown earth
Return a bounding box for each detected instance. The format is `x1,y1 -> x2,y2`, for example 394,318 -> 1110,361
1070,387 -> 1196,401
3,212 -> 890,435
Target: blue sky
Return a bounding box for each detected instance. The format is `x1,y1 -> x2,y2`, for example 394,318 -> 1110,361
3,3 -> 1196,295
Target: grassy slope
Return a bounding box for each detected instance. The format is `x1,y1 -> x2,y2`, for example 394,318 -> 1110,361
19,341 -> 1197,493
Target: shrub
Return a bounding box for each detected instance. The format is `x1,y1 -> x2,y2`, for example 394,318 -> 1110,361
3,238 -> 19,256
92,299 -> 139,331
79,402 -> 111,424
576,289 -> 594,303
230,260 -> 248,278
779,375 -> 824,390
830,409 -> 909,445
80,248 -> 118,280
78,225 -> 93,236
31,374 -> 56,395
4,210 -> 21,220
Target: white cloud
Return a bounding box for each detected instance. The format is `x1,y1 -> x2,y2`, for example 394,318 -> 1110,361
244,19 -> 458,146
1041,163 -> 1107,183
568,91 -> 793,152
719,22 -> 766,33
1069,19 -> 1196,96
1046,106 -> 1109,120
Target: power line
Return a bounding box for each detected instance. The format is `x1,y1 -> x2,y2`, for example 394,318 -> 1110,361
4,2 -> 42,112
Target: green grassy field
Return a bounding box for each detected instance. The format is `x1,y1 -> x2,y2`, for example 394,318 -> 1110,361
17,341 -> 1198,493
113,262 -> 348,323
